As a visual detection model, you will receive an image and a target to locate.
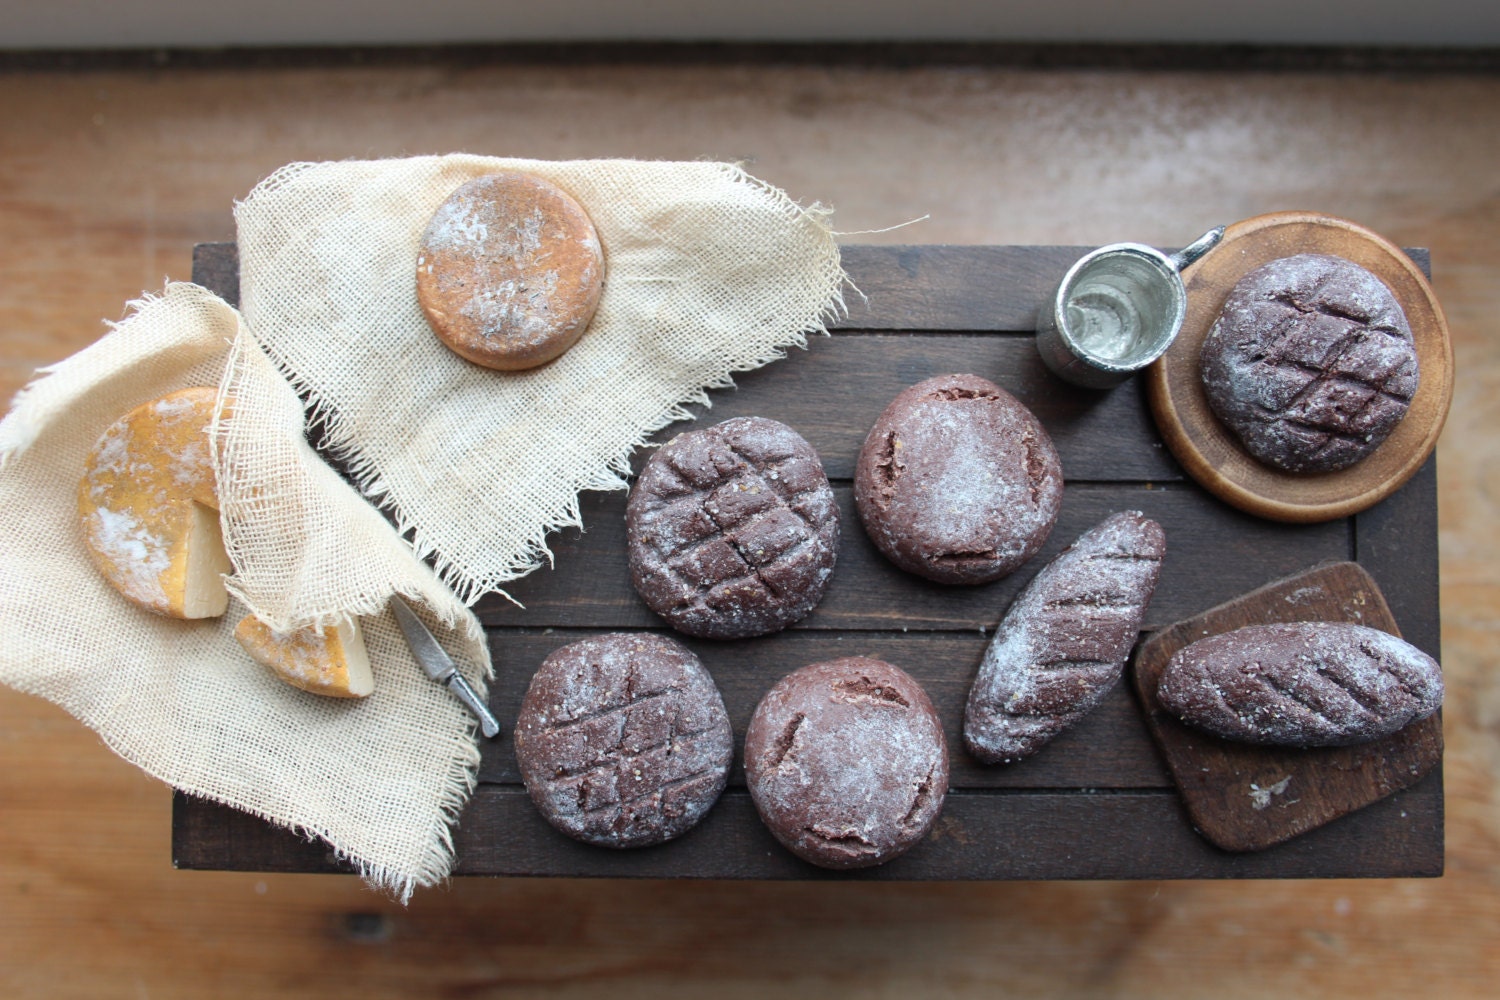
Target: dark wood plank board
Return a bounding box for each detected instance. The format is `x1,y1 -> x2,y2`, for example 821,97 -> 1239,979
1134,562 -> 1443,852
174,242 -> 1443,879
617,334 -> 1184,483
175,780 -> 1442,880
475,630 -> 1171,790
478,482 -> 1349,630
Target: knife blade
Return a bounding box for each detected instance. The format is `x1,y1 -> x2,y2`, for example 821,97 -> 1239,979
389,594 -> 500,739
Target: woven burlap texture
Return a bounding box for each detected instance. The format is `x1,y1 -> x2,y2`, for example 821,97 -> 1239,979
235,156 -> 845,603
0,283 -> 491,901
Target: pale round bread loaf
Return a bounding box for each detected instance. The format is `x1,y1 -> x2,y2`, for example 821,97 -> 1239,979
416,172 -> 604,371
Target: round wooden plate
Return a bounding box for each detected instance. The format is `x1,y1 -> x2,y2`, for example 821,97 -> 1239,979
1145,211 -> 1454,523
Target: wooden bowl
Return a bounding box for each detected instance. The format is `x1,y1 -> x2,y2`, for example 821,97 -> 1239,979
1145,211 -> 1453,523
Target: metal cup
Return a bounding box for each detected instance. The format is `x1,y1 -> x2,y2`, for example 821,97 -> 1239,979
1036,226 -> 1225,389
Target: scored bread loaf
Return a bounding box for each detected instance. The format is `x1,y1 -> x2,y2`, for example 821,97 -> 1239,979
626,416 -> 839,640
1199,253 -> 1419,473
1155,621 -> 1442,747
963,511 -> 1165,764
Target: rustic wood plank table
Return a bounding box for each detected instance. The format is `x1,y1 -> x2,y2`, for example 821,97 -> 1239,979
174,242 -> 1442,880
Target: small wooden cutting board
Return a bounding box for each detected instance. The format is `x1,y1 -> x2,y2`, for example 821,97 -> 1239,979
1145,211 -> 1453,523
1132,561 -> 1443,853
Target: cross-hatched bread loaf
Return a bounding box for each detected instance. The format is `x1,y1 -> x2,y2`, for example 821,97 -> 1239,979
78,386 -> 233,618
513,632 -> 733,848
1199,253 -> 1419,473
1155,621 -> 1442,747
626,416 -> 839,639
234,615 -> 375,699
963,511 -> 1165,764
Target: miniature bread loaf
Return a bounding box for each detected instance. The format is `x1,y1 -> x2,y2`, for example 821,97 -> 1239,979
854,373 -> 1063,585
1155,621 -> 1442,747
78,386 -> 233,618
744,657 -> 948,869
513,633 -> 733,848
234,616 -> 375,699
626,416 -> 839,640
417,172 -> 604,371
1199,253 -> 1419,473
963,511 -> 1165,764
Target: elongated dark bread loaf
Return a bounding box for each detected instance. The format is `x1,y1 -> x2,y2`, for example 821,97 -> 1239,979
1156,622 -> 1442,747
963,511 -> 1165,764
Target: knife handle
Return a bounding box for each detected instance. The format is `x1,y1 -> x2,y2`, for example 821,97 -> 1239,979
448,673 -> 501,739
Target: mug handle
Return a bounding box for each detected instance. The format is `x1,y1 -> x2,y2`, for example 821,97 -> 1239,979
1170,226 -> 1226,273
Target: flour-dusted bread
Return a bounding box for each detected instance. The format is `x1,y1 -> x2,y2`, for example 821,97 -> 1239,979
627,416 -> 839,640
416,172 -> 604,371
234,615 -> 375,699
744,657 -> 947,869
1199,253 -> 1419,473
78,386 -> 233,619
513,633 -> 733,848
963,511 -> 1165,764
854,374 -> 1063,585
1156,621 -> 1442,747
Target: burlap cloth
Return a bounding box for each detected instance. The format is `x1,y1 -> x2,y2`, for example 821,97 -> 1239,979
236,156 -> 845,602
0,158 -> 843,898
0,284 -> 490,900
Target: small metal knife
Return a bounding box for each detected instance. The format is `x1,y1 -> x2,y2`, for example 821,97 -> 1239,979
389,594 -> 500,739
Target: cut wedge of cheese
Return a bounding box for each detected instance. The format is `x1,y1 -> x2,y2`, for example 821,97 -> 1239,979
234,615 -> 375,699
78,386 -> 233,618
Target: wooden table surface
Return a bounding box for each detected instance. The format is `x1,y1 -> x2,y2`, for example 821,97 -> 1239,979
2,46 -> 1497,998
173,241 -> 1442,882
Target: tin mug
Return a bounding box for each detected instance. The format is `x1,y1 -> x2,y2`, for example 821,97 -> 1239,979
1036,225 -> 1225,389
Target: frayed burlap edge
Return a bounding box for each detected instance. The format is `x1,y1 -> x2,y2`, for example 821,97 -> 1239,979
235,158 -> 849,605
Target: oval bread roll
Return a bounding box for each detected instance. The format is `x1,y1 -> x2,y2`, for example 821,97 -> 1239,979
1156,621 -> 1442,747
963,511 -> 1165,764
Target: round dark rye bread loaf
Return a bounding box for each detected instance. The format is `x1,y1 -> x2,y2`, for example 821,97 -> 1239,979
513,633 -> 733,848
963,511 -> 1166,764
744,657 -> 948,869
854,373 -> 1063,585
1155,621 -> 1443,747
626,416 -> 839,639
1199,253 -> 1419,473
417,172 -> 604,371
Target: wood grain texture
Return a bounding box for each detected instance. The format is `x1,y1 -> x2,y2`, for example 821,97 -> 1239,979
1147,212 -> 1453,522
1134,562 -> 1443,852
478,482 -> 1350,630
475,630 -> 1171,789
3,55 -> 1499,1000
176,779 -> 1442,880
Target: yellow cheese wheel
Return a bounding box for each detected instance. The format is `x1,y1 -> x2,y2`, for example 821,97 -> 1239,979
234,615 -> 375,699
78,386 -> 232,618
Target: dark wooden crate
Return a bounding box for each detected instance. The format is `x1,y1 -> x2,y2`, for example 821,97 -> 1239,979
174,242 -> 1442,879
